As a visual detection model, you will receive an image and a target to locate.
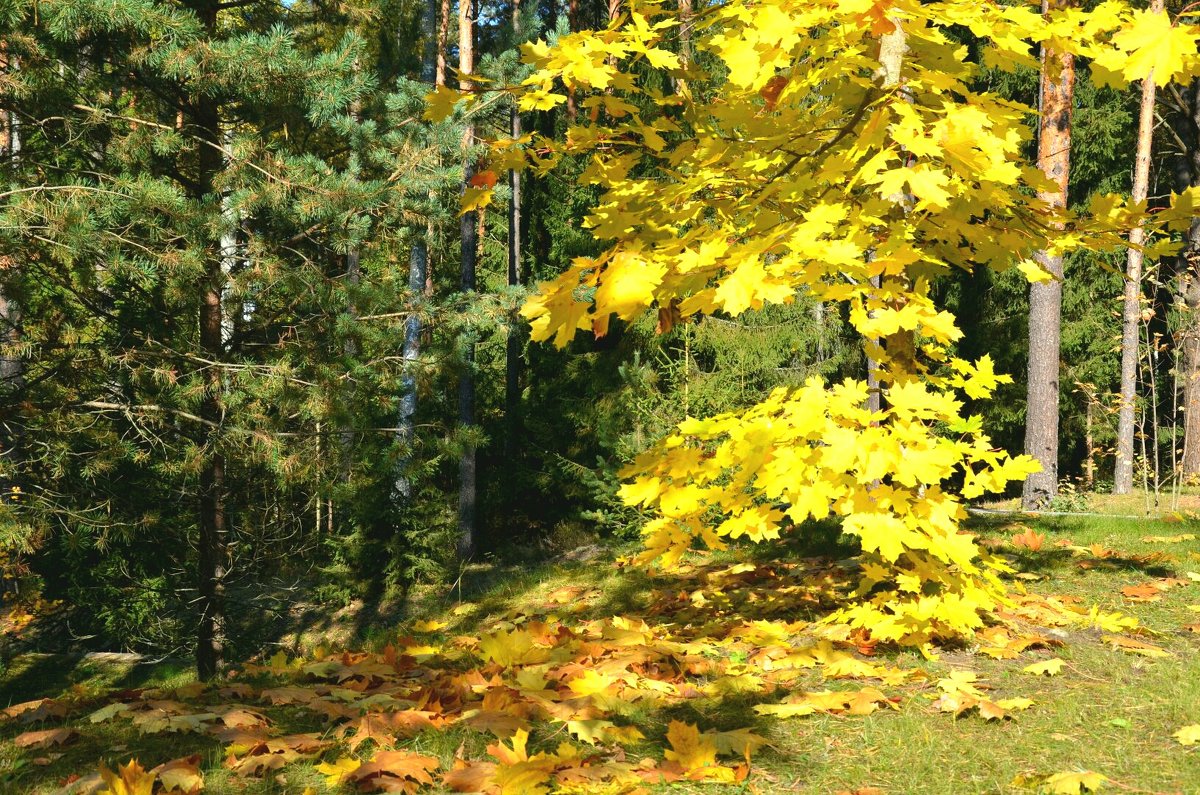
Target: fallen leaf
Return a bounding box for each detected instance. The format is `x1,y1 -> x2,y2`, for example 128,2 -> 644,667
152,755 -> 204,793
412,619 -> 449,633
1174,724 -> 1200,746
1041,770 -> 1109,793
1011,529 -> 1047,551
663,721 -> 718,772
1100,634 -> 1171,658
1022,658 -> 1065,676
14,728 -> 78,749
98,759 -> 156,795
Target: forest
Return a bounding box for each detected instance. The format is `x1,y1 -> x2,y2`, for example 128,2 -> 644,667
1,0 -> 1200,793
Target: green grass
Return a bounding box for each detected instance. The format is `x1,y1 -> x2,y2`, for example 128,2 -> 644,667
3,515 -> 1200,793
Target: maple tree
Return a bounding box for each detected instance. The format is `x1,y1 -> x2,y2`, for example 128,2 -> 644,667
432,0 -> 1200,646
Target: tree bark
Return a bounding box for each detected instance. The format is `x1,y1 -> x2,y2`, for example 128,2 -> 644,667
436,0 -> 451,87
395,0 -> 440,503
0,42 -> 23,504
1114,0 -> 1164,494
1179,79 -> 1200,479
505,0 -> 524,462
1182,218 -> 1200,477
457,0 -> 478,561
1022,0 -> 1074,510
193,0 -> 228,682
865,20 -> 908,416
566,0 -> 578,122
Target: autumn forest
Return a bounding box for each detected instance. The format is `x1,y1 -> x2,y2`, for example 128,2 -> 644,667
2,0 -> 1200,793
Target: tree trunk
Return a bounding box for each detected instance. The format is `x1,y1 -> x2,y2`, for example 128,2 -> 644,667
567,0 -> 578,122
1114,0 -> 1164,494
865,20 -> 908,416
505,0 -> 524,461
395,0 -> 440,502
678,0 -> 692,69
1179,79 -> 1200,479
1182,227 -> 1200,477
1022,0 -> 1074,510
0,43 -> 23,503
436,0 -> 451,87
457,0 -> 478,560
193,0 -> 228,682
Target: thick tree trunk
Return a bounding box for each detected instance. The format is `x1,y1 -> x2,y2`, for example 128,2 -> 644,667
1022,0 -> 1074,510
457,0 -> 478,560
193,0 -> 228,682
436,0 -> 451,87
1115,0 -> 1164,494
505,0 -> 523,461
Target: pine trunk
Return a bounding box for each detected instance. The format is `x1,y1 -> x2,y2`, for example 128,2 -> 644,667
194,0 -> 228,682
436,0 -> 451,87
1022,0 -> 1074,510
1114,0 -> 1164,494
457,0 -> 478,560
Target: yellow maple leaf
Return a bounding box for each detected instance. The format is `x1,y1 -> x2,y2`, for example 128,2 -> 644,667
412,618 -> 449,633
423,85 -> 469,122
316,756 -> 361,787
567,669 -> 618,697
663,721 -> 718,772
1041,770 -> 1110,793
1174,724 -> 1200,746
99,759 -> 156,795
460,187 -> 494,215
1022,658 -> 1065,676
1109,9 -> 1198,87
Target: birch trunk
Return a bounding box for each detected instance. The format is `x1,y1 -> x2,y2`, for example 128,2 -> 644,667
1114,0 -> 1164,494
505,0 -> 524,461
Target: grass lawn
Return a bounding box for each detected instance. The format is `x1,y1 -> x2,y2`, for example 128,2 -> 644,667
2,512 -> 1200,794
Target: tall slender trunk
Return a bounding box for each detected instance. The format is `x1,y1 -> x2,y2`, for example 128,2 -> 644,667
1179,79 -> 1200,479
0,43 -> 23,503
1114,0 -> 1164,494
457,0 -> 478,560
566,0 -> 578,122
505,0 -> 524,461
865,20 -> 908,416
1182,226 -> 1200,477
193,0 -> 228,682
1022,0 -> 1074,510
678,0 -> 692,69
395,0 -> 440,503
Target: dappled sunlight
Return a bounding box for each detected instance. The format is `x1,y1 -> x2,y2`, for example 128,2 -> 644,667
8,525 -> 1197,793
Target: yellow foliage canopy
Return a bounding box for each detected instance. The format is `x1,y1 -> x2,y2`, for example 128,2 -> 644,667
464,0 -> 1200,646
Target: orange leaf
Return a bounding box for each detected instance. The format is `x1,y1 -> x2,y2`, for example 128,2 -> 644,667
1010,528 -> 1046,551
469,170 -> 498,189
13,728 -> 78,749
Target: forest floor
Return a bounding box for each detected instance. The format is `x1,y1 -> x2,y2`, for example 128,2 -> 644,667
1,511 -> 1200,794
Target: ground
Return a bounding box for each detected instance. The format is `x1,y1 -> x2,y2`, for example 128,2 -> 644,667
2,508 -> 1200,794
